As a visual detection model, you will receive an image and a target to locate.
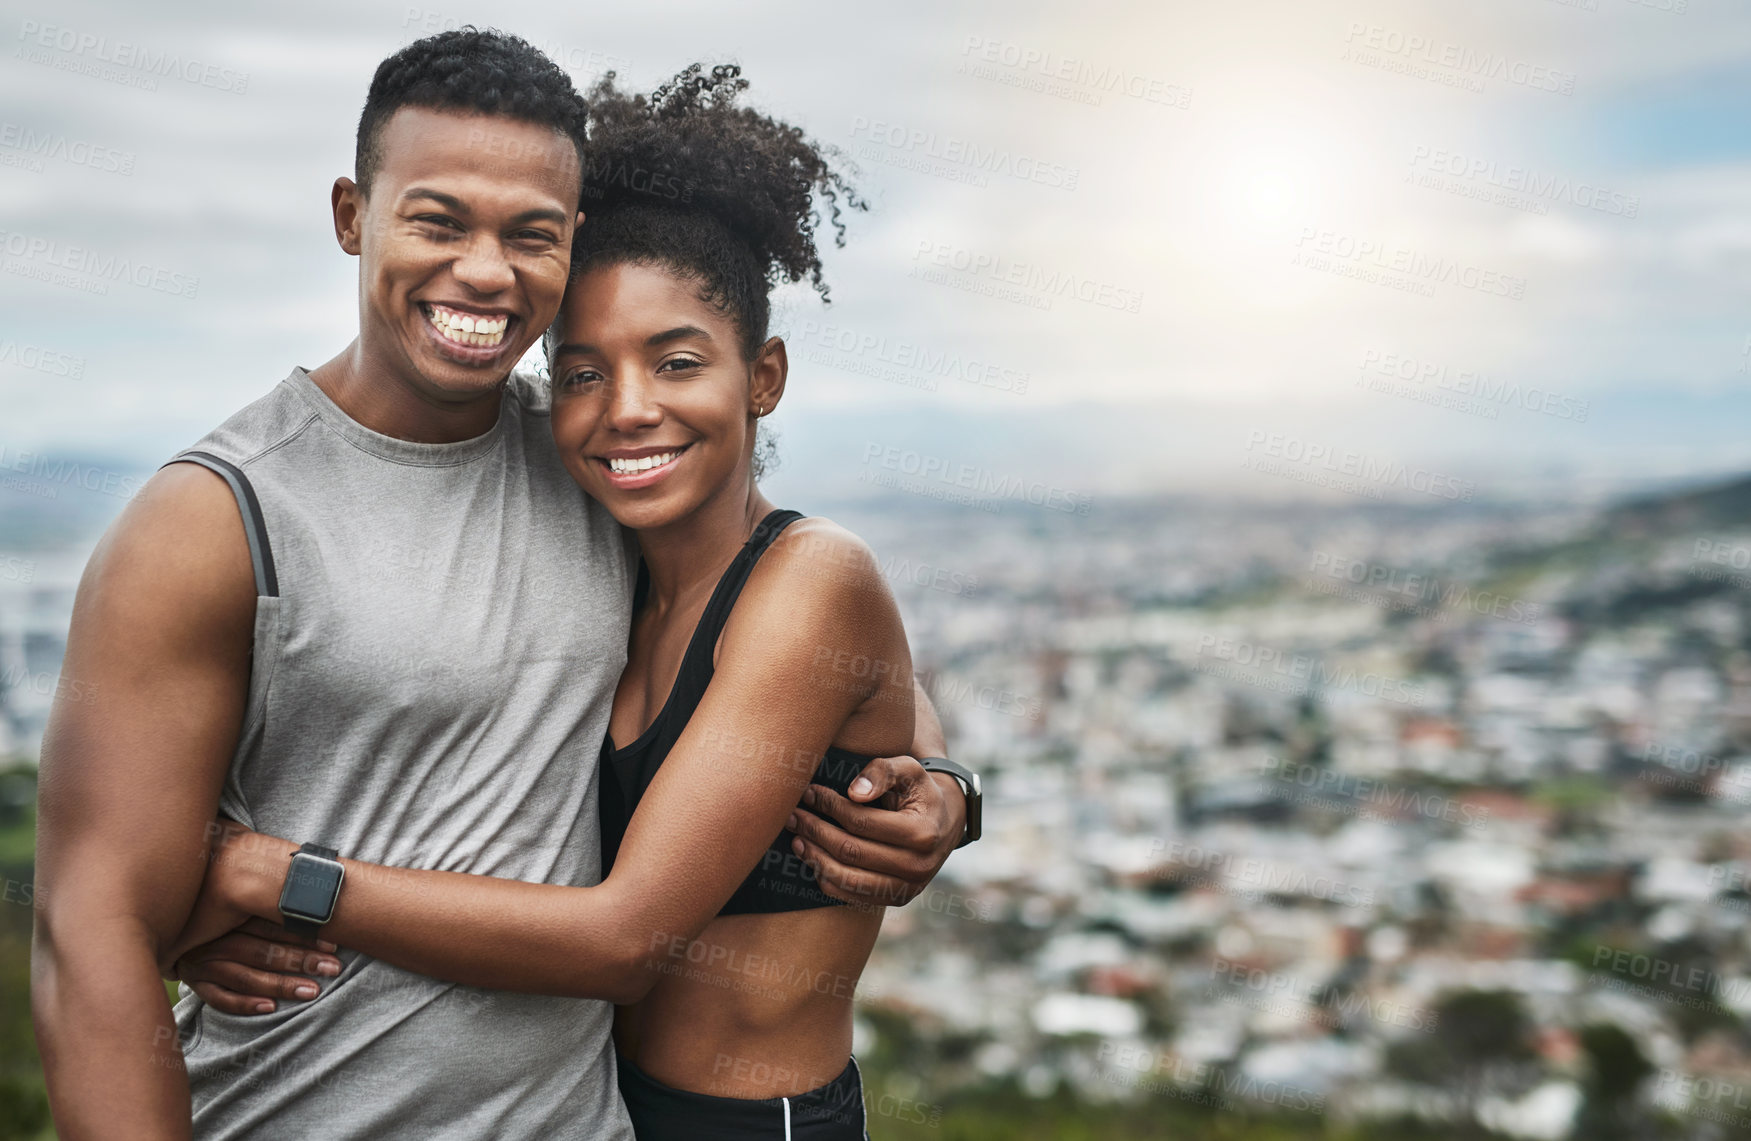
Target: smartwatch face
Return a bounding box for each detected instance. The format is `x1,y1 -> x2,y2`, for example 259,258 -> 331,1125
281,855 -> 344,921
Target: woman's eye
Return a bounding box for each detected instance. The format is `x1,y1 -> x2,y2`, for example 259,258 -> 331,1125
559,370 -> 603,388
658,357 -> 705,373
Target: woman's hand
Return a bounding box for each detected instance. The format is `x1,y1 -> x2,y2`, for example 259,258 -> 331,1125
172,918 -> 342,1015
159,819 -> 296,975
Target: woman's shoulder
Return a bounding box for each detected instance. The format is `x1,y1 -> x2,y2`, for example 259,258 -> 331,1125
759,515 -> 885,597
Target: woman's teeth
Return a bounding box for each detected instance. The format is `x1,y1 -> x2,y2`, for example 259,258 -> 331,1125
607,450 -> 681,474
425,304 -> 508,348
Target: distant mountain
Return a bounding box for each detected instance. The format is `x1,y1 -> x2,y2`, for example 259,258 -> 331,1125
1606,471 -> 1751,538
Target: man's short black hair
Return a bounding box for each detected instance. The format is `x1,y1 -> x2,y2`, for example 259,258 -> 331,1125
355,27 -> 586,196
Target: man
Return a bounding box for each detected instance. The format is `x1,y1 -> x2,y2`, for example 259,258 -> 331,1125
31,29 -> 974,1141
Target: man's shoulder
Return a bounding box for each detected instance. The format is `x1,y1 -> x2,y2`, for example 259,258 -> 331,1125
174,368 -> 318,470
502,368 -> 552,418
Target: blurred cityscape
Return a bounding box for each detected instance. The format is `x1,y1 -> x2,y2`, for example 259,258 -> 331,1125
7,473 -> 1751,1138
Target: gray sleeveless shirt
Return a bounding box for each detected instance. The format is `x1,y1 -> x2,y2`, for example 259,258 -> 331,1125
169,367 -> 636,1140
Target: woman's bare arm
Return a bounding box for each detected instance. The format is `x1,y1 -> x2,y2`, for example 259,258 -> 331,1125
173,523 -> 909,1005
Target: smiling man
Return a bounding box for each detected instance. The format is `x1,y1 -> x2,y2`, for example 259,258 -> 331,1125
30,29 -> 970,1141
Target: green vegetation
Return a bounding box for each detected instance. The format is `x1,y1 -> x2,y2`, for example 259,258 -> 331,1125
0,763 -> 49,1140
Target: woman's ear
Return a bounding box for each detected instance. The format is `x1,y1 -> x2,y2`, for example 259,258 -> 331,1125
750,336 -> 789,417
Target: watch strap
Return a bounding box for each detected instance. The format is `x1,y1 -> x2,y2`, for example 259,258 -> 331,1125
918,757 -> 982,848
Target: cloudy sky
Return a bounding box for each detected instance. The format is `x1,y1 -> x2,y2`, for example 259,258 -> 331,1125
3,0 -> 1748,507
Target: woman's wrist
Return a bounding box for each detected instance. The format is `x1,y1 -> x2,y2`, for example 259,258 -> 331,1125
214,830 -> 296,920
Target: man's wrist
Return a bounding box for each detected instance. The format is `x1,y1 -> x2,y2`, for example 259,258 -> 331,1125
919,758 -> 980,848
928,772 -> 967,848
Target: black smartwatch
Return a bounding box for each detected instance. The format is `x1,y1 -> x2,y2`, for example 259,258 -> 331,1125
279,842 -> 345,937
918,757 -> 981,848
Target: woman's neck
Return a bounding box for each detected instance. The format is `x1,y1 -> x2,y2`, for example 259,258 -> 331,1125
635,483 -> 777,612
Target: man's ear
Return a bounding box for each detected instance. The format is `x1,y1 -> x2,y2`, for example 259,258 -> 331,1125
750,336 -> 788,417
332,177 -> 364,256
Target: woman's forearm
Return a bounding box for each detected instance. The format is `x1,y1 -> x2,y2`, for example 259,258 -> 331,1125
223,838 -> 658,1004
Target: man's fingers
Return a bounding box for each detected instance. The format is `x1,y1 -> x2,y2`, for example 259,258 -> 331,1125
790,833 -> 921,907
188,981 -> 277,1016
800,784 -> 936,850
845,754 -> 928,803
789,805 -> 934,883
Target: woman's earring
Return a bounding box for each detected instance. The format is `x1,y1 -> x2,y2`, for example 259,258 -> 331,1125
755,403 -> 765,418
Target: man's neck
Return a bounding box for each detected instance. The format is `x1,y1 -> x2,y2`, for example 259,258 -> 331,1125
307,339 -> 507,444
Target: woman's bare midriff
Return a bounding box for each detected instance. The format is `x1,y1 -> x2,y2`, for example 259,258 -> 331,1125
614,901 -> 885,1098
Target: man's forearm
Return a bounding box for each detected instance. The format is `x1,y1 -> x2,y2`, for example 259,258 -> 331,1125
33,918 -> 192,1141
909,675 -> 948,760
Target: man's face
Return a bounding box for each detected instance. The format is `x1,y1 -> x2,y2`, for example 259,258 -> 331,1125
344,107 -> 583,403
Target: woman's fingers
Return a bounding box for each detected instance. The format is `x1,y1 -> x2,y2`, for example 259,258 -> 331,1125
187,980 -> 277,1016
236,915 -> 338,953
207,930 -> 341,976
189,957 -> 322,1003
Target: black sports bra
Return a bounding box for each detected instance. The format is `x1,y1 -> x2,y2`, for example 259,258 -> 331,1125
597,509 -> 872,914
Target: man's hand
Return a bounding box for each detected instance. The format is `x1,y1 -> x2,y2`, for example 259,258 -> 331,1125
786,754 -> 966,906
173,919 -> 340,1016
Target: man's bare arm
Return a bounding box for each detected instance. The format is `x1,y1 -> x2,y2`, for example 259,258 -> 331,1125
790,673 -> 968,905
32,465 -> 257,1141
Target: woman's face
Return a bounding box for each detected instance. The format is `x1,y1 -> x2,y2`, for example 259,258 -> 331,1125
548,261 -> 783,531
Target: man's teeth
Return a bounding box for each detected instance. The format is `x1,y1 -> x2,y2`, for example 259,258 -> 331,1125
425,305 -> 508,348
607,451 -> 681,475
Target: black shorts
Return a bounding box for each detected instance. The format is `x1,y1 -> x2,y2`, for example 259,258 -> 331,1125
615,1051 -> 869,1140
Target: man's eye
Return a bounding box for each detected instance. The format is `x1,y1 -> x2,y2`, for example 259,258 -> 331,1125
512,230 -> 558,246
414,215 -> 463,237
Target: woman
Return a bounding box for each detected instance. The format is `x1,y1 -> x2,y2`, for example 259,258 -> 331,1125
167,65 -> 921,1139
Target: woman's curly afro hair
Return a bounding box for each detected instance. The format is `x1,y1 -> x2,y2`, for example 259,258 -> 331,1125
564,63 -> 866,360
